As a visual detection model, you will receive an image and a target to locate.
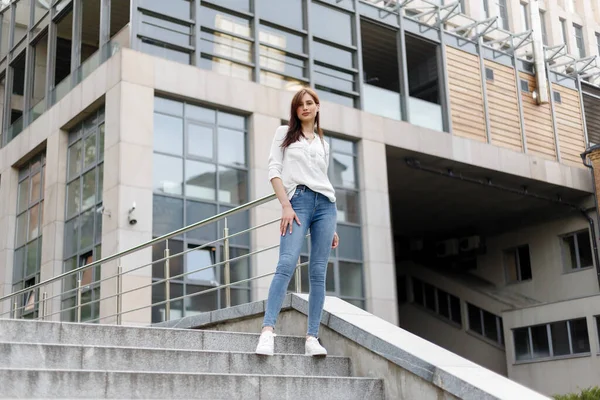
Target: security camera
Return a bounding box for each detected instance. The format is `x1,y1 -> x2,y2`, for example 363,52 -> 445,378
128,202 -> 137,225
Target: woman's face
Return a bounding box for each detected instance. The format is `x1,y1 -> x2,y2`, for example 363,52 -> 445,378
296,92 -> 319,124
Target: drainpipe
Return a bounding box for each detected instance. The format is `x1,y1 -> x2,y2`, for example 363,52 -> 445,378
581,146 -> 600,289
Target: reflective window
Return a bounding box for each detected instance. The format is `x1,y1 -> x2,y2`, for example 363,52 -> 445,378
317,87 -> 355,107
211,0 -> 250,14
13,154 -> 45,319
62,109 -> 105,323
0,8 -> 11,58
139,0 -> 192,19
514,318 -> 590,361
152,98 -> 249,323
467,303 -> 504,346
200,31 -> 252,63
412,278 -> 462,326
259,24 -> 304,54
199,6 -> 251,38
311,3 -> 353,47
313,41 -> 353,70
314,64 -> 355,93
140,13 -> 192,48
259,0 -> 304,30
141,39 -> 191,64
561,230 -> 593,271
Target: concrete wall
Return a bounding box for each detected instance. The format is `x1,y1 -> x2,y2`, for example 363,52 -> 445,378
503,295 -> 600,396
474,213 -> 599,303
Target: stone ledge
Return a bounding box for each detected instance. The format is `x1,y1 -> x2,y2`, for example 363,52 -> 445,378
154,293 -> 550,400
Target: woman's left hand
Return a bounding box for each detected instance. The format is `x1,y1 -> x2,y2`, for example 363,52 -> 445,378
331,232 -> 339,249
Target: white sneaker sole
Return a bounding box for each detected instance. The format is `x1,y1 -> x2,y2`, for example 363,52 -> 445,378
305,350 -> 327,357
255,348 -> 274,356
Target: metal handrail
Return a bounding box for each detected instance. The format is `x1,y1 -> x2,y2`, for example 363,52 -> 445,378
0,191 -> 316,325
0,193 -> 276,303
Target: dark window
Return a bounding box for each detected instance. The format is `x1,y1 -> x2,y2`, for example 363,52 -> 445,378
412,278 -> 462,326
485,67 -> 494,81
498,0 -> 509,30
560,18 -> 568,47
574,24 -> 585,58
514,318 -> 591,361
540,11 -> 548,45
504,245 -> 532,283
553,91 -> 562,104
467,303 -> 504,346
521,3 -> 529,31
520,79 -> 529,92
413,277 -> 424,305
561,230 -> 593,270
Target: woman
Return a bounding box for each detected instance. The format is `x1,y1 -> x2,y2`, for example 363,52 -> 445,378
255,87 -> 339,357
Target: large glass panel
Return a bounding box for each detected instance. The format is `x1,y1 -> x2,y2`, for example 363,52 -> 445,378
259,0 -> 303,30
139,13 -> 191,47
13,247 -> 25,282
339,261 -> 362,297
66,179 -> 81,218
200,31 -> 252,63
409,97 -> 443,132
311,3 -> 353,46
34,0 -> 48,28
185,201 -> 217,242
331,138 -> 354,154
153,154 -> 183,195
188,123 -> 214,160
68,141 -> 83,180
83,134 -> 97,169
186,283 -> 218,313
570,318 -> 591,354
335,189 -> 359,224
30,172 -> 42,203
28,204 -> 40,240
152,195 -> 184,236
0,8 -> 11,59
213,0 -> 250,13
16,213 -> 27,248
514,328 -> 531,360
25,239 -> 38,276
331,153 -> 355,188
228,247 -> 250,287
152,240 -> 184,279
550,321 -> 570,356
218,167 -> 247,205
185,160 -> 216,201
317,86 -> 354,107
437,290 -> 450,319
199,6 -> 251,38
363,84 -> 401,120
530,325 -> 550,359
336,225 -> 362,260
186,103 -> 215,123
154,113 -> 183,156
98,124 -> 105,160
81,169 -> 96,211
97,164 -> 103,203
259,45 -> 305,78
13,0 -> 30,46
483,311 -> 499,342
218,128 -> 246,166
259,24 -> 304,53
155,97 -> 183,117
577,231 -> 593,268
260,71 -> 303,91
313,41 -> 353,69
219,112 -> 245,130
218,206 -> 249,247
18,179 -> 29,213
64,216 -> 79,258
314,64 -> 354,93
186,247 -> 217,283
80,210 -> 94,250
140,0 -> 191,19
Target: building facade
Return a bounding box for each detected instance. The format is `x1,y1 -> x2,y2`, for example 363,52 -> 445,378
1,0 -> 600,396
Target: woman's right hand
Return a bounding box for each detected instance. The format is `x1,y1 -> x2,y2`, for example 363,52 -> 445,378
281,204 -> 301,236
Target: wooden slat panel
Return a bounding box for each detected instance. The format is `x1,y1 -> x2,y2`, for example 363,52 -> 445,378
485,62 -> 522,152
519,72 -> 556,160
447,47 -> 486,142
554,85 -> 585,165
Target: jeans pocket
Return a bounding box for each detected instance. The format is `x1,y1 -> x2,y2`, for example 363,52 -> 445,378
291,187 -> 301,201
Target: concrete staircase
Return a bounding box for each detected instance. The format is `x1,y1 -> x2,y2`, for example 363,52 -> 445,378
0,319 -> 384,399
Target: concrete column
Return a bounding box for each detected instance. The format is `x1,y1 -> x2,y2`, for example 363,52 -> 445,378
40,130 -> 68,321
101,81 -> 153,326
249,114 -> 282,302
0,167 -> 18,317
358,139 -> 398,325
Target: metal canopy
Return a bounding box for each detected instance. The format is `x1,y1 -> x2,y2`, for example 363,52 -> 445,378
546,45 -> 600,80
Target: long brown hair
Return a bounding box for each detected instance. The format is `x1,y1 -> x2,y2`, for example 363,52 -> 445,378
281,87 -> 323,149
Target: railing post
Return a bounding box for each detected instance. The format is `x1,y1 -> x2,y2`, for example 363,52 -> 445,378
41,292 -> 47,321
295,257 -> 302,293
224,218 -> 231,308
164,240 -> 171,322
76,276 -> 82,323
116,262 -> 123,326
12,298 -> 18,319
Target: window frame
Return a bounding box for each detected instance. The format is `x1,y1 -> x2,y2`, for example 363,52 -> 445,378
560,229 -> 594,272
467,302 -> 504,347
503,244 -> 532,284
411,277 -> 463,328
513,318 -> 591,363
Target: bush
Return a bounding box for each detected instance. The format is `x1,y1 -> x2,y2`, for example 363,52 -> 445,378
554,387 -> 600,400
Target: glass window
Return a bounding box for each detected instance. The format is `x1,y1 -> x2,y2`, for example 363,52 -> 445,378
156,97 -> 184,116
562,230 -> 593,270
450,295 -> 462,325
185,201 -> 218,242
218,167 -> 247,204
335,189 -> 359,224
339,261 -> 362,297
314,64 -> 355,93
185,160 -> 216,201
187,123 -> 214,160
570,318 -> 590,354
504,245 -> 532,282
139,0 -> 191,19
213,0 -> 250,13
336,225 -> 362,260
317,86 -> 355,107
514,328 -> 531,360
154,154 -> 183,196
141,39 -> 191,64
200,55 -> 252,80
550,321 -> 570,356
154,113 -> 183,156
412,278 -> 423,305
259,24 -> 304,54
468,303 -> 482,334
437,290 -> 450,319
218,128 -> 246,166
199,6 -> 251,38
62,110 -> 104,322
200,30 -> 252,63
530,325 -> 550,359
259,0 -> 304,31
311,3 -> 353,46
331,153 -> 356,188
313,41 -> 353,70
260,71 -> 303,91
140,13 -> 192,48
153,196 -> 184,236
259,46 -> 306,78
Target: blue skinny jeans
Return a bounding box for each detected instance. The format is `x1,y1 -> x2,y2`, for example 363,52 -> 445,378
262,185 -> 337,337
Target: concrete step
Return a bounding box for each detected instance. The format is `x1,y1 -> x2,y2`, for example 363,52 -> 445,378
0,319 -> 307,354
0,342 -> 351,377
0,369 -> 384,400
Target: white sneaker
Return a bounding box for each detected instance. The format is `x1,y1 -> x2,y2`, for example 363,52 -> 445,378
305,336 -> 327,357
255,331 -> 276,356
